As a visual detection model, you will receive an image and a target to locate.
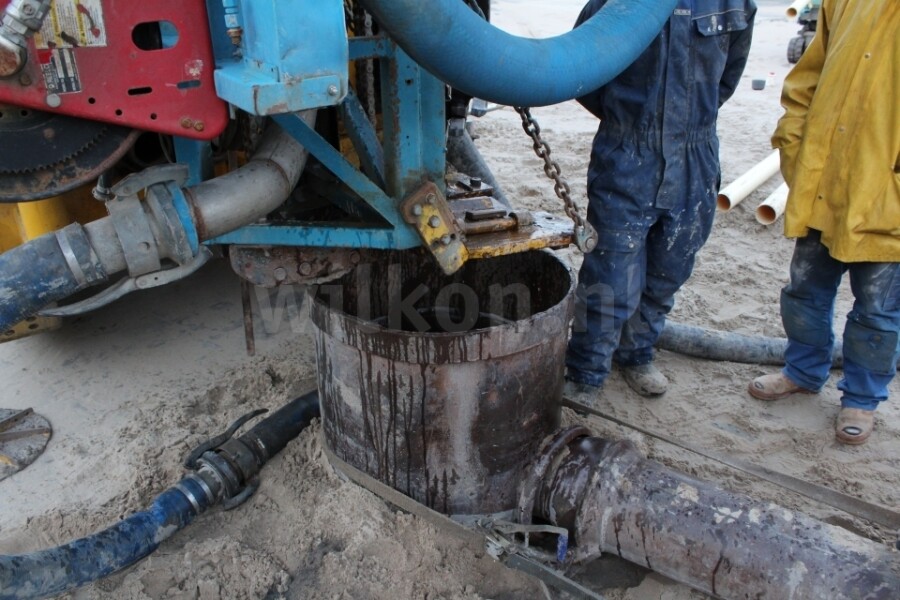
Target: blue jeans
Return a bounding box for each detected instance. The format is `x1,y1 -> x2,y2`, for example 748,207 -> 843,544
782,231 -> 900,411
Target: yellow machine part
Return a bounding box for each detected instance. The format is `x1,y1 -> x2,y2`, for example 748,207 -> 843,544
0,185 -> 105,342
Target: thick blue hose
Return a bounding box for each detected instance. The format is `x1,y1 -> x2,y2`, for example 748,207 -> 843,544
358,0 -> 678,107
0,480 -> 207,600
0,223 -> 107,332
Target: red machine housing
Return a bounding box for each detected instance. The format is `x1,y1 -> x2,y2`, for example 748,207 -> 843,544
0,0 -> 228,140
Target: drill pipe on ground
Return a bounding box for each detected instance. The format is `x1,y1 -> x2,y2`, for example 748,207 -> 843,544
525,429 -> 900,600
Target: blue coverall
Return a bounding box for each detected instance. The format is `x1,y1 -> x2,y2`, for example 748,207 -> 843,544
566,0 -> 756,387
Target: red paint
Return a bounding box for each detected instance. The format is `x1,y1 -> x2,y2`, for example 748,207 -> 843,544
0,0 -> 228,140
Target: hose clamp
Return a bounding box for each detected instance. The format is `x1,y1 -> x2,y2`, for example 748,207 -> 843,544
174,481 -> 202,515
55,229 -> 88,287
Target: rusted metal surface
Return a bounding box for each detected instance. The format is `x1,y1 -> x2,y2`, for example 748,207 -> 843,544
464,212 -> 574,259
0,407 -> 51,481
0,109 -> 139,202
525,428 -> 900,600
229,246 -> 367,287
311,249 -> 574,515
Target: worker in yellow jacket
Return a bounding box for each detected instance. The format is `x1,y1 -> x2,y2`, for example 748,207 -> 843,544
748,0 -> 899,445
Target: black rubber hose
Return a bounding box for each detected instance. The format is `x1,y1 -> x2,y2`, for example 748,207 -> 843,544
239,389 -> 321,463
0,392 -> 321,600
658,322 -> 844,367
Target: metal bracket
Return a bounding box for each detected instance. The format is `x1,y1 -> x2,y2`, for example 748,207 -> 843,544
39,247 -> 213,317
400,182 -> 469,275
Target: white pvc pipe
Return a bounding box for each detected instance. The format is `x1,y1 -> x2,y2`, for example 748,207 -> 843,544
756,182 -> 789,225
717,150 -> 781,211
786,0 -> 811,18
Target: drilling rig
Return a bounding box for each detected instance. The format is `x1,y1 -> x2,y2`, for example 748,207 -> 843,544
0,1 -> 897,599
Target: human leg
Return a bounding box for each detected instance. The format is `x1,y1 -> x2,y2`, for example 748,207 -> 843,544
565,136 -> 657,389
566,227 -> 646,387
749,232 -> 842,400
838,262 -> 900,411
779,231 -> 845,391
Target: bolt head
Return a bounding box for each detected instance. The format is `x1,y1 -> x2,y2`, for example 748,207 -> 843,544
45,94 -> 61,108
327,84 -> 339,97
412,205 -> 423,216
193,121 -> 205,132
428,216 -> 441,228
180,117 -> 194,129
298,262 -> 313,276
440,235 -> 452,246
425,193 -> 436,205
273,267 -> 288,282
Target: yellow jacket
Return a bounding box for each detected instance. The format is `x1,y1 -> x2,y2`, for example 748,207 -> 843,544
772,0 -> 900,262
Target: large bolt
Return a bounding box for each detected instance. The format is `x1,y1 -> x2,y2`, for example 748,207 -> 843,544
428,216 -> 441,228
0,43 -> 26,79
412,205 -> 423,216
273,267 -> 288,282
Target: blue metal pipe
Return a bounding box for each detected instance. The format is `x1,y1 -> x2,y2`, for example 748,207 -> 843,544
357,0 -> 678,107
0,223 -> 108,333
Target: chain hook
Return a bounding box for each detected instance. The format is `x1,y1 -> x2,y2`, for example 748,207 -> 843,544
515,107 -> 595,254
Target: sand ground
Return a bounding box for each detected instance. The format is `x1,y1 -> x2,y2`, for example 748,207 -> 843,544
0,2 -> 897,599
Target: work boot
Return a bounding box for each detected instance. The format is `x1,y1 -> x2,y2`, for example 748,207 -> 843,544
835,407 -> 875,445
747,372 -> 816,401
622,363 -> 667,397
562,379 -> 601,413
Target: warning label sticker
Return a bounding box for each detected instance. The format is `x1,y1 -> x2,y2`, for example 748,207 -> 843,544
40,48 -> 82,94
34,0 -> 108,49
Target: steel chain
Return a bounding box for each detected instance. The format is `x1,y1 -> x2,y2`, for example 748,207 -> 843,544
363,11 -> 377,125
515,107 -> 597,253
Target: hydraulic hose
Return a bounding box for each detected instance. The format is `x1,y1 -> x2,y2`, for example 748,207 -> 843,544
357,0 -> 677,107
0,391 -> 321,600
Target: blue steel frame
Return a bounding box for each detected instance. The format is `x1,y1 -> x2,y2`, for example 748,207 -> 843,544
205,25 -> 447,251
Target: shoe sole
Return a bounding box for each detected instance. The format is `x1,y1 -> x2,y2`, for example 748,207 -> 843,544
747,382 -> 816,401
835,429 -> 871,445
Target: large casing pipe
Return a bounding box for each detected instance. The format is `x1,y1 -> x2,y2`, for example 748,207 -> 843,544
531,433 -> 900,600
357,0 -> 677,107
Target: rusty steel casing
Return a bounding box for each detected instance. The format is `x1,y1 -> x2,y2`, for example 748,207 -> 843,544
529,432 -> 900,600
310,250 -> 574,515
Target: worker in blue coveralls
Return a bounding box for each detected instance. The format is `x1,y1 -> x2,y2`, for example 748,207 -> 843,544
564,0 -> 756,403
